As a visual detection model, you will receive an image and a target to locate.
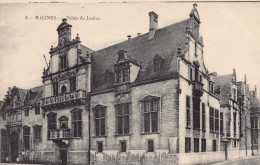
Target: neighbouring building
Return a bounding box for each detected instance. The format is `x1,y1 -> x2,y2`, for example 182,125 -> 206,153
214,70 -> 252,159
250,86 -> 260,155
237,75 -> 252,156
0,86 -> 43,163
0,4 -> 256,165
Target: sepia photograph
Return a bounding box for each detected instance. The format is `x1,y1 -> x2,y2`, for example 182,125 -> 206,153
0,1 -> 259,165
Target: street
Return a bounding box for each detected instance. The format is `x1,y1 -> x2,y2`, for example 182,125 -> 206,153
211,156 -> 260,165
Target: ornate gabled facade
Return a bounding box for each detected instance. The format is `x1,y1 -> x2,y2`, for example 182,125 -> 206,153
0,86 -> 43,163
214,70 -> 253,159
40,18 -> 93,165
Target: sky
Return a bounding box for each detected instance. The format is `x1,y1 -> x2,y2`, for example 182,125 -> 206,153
0,2 -> 259,100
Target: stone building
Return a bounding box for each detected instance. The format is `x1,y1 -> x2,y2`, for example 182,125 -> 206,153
250,86 -> 260,155
214,70 -> 252,159
237,75 -> 252,156
0,4 -> 255,165
90,4 -> 222,164
0,86 -> 43,163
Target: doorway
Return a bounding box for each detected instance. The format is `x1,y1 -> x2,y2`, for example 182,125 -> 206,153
60,149 -> 67,165
10,132 -> 19,162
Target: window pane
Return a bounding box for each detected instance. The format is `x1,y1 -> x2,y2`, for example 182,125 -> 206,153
144,101 -> 149,112
95,119 -> 99,136
124,104 -> 129,114
148,140 -> 154,152
151,112 -> 158,132
100,109 -> 106,118
124,116 -> 129,134
121,141 -> 126,152
101,118 -> 105,135
144,113 -> 150,132
118,116 -> 123,134
117,106 -> 122,115
94,109 -> 99,118
152,100 -> 158,112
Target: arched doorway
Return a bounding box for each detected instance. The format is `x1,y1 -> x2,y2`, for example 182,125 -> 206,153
10,131 -> 19,162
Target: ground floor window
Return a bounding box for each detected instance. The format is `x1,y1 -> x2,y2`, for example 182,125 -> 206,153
148,140 -> 154,152
97,142 -> 103,153
201,139 -> 206,152
213,140 -> 217,152
194,138 -> 199,152
185,137 -> 191,153
120,141 -> 127,152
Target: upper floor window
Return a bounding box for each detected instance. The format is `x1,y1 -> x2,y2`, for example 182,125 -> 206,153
94,105 -> 106,136
189,67 -> 193,81
23,126 -> 30,150
47,113 -> 57,139
186,96 -> 191,127
59,116 -> 68,129
215,109 -> 219,132
70,76 -> 77,91
35,107 -> 40,115
60,55 -> 67,70
233,112 -> 237,134
61,85 -> 67,94
71,109 -> 82,137
115,68 -> 129,84
202,103 -> 206,131
116,103 -> 130,135
153,55 -> 164,72
141,96 -> 160,133
251,117 -> 258,129
220,112 -> 224,134
25,109 -> 29,117
210,107 -> 214,132
53,81 -> 58,96
193,97 -> 200,130
33,125 -> 42,140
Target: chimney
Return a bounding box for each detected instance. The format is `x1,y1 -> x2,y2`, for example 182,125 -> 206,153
149,11 -> 158,40
127,35 -> 131,40
137,33 -> 141,37
211,72 -> 217,76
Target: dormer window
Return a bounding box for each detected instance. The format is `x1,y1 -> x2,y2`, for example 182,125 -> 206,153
115,68 -> 129,84
153,55 -> 164,72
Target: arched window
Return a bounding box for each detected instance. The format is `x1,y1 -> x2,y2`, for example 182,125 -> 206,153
61,85 -> 67,94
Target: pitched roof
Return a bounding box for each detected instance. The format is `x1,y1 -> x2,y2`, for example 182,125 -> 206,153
91,18 -> 190,92
24,86 -> 43,106
213,74 -> 233,105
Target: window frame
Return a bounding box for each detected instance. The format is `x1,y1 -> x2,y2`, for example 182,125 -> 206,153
23,126 -> 30,150
120,141 -> 127,153
185,137 -> 191,153
215,109 -> 219,133
194,138 -> 199,152
141,96 -> 160,133
213,140 -> 217,152
147,140 -> 154,152
33,125 -> 42,140
25,109 -> 29,117
210,107 -> 214,132
201,138 -> 206,152
47,112 -> 57,139
70,76 -> 77,91
220,112 -> 224,134
93,105 -> 106,137
116,103 -> 130,135
71,109 -> 82,138
202,103 -> 206,131
186,96 -> 191,128
35,107 -> 40,115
